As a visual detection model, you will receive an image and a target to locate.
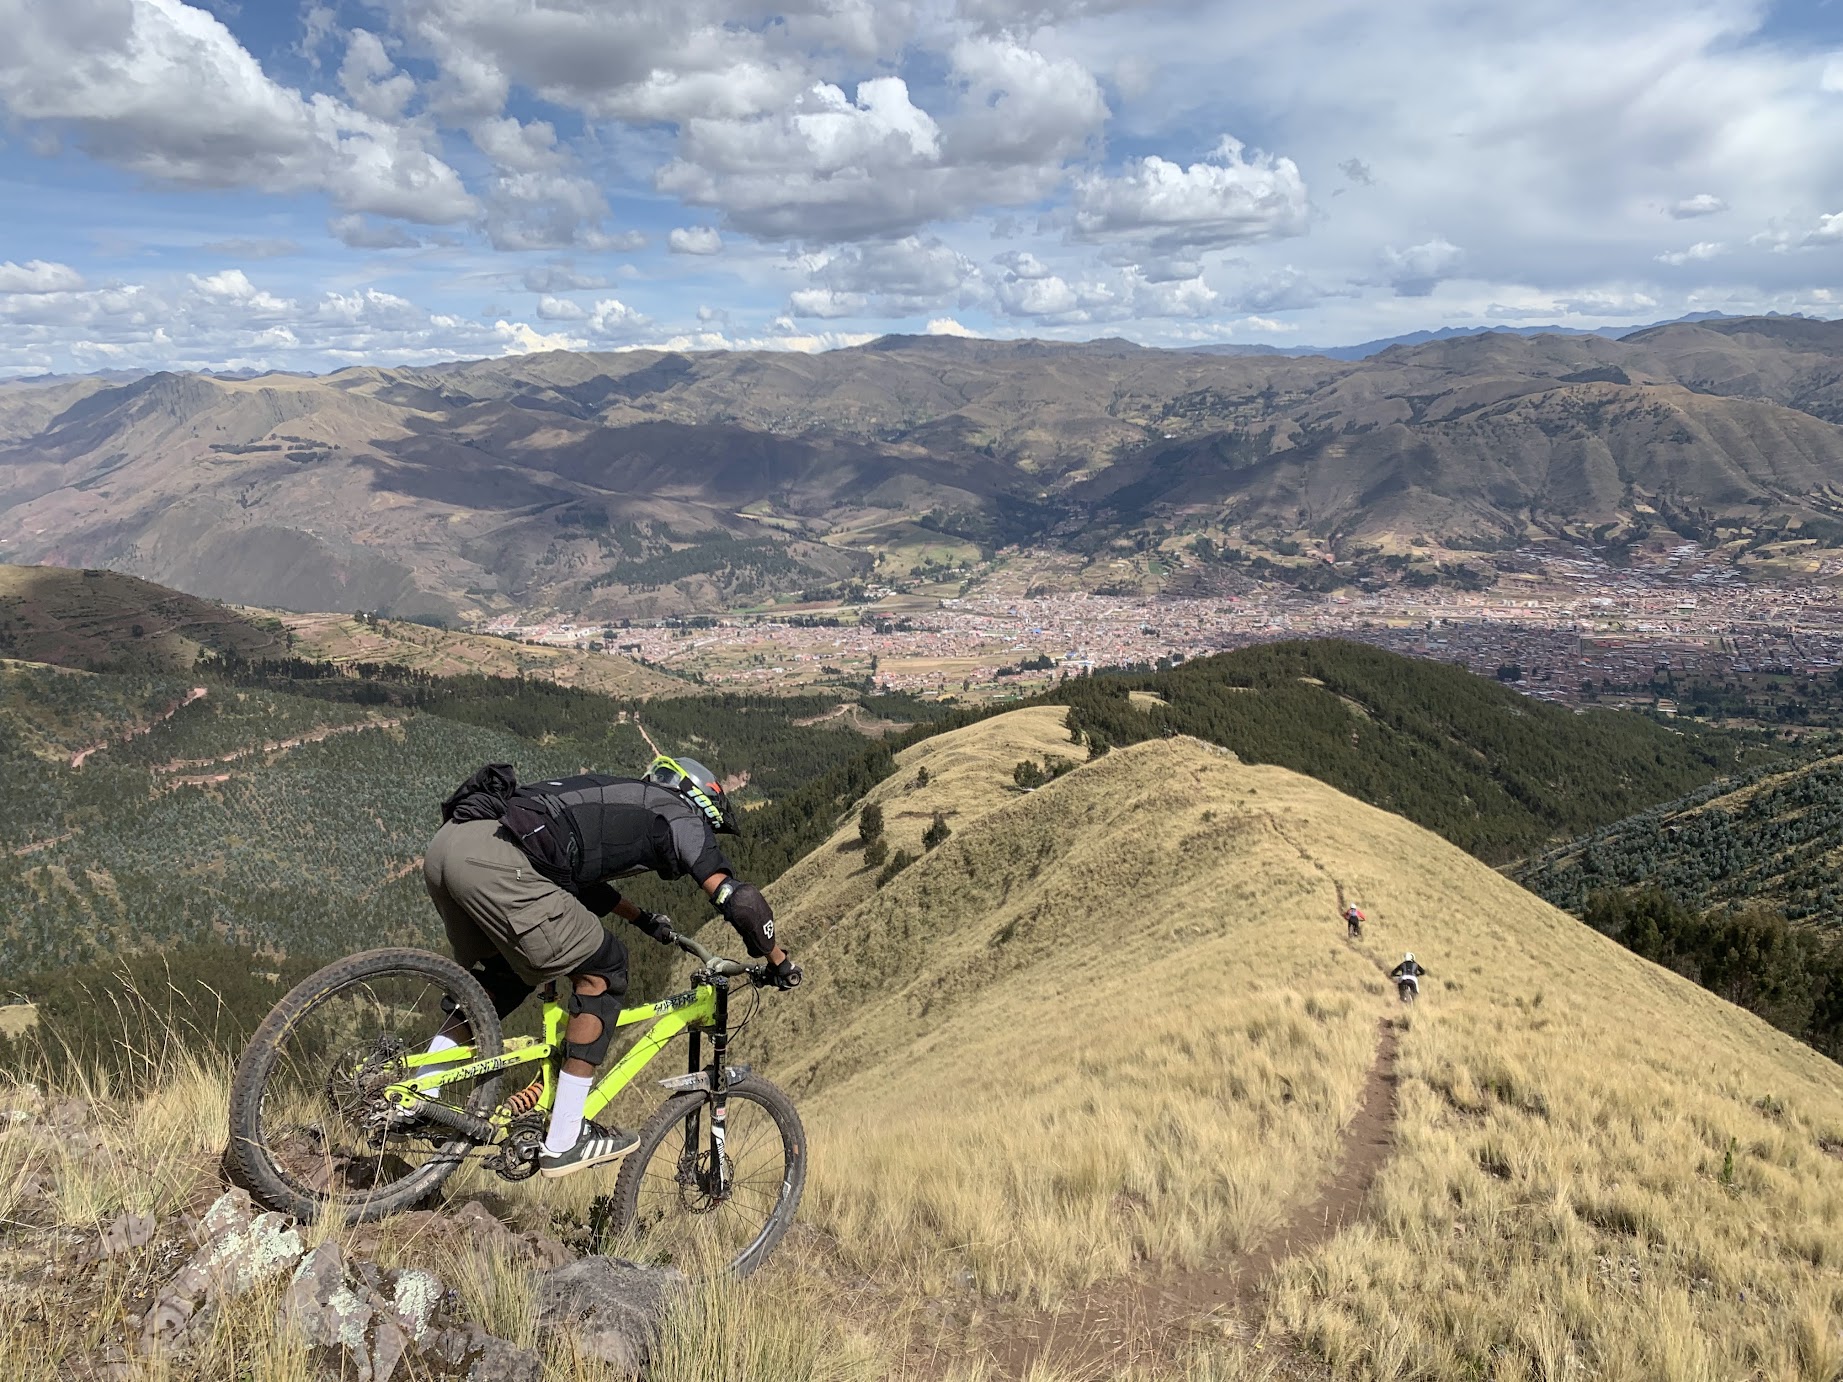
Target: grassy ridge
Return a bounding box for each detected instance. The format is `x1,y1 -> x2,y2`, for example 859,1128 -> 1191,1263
1049,640 -> 1772,862
720,713 -> 1843,1374
4,712 -> 1843,1379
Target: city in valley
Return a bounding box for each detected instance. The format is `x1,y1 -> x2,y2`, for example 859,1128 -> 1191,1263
479,544 -> 1843,718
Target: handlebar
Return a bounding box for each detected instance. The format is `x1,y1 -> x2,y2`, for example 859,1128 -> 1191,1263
669,929 -> 759,980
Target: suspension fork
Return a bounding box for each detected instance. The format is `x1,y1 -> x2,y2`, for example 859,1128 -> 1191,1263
680,976 -> 733,1197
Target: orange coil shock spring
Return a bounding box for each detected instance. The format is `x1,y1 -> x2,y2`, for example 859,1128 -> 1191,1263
505,1077 -> 545,1116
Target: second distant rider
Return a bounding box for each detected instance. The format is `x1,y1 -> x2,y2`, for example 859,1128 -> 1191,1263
1389,951 -> 1427,996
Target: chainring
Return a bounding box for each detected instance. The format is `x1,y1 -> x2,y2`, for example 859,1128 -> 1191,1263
486,1115 -> 548,1182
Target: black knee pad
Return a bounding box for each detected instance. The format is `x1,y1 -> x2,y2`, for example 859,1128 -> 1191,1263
563,930 -> 629,1066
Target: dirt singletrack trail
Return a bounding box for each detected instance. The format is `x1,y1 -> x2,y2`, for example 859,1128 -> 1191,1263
988,1018 -> 1403,1380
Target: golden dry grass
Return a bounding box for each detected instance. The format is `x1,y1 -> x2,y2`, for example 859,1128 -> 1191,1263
739,714 -> 1843,1376
8,708 -> 1843,1379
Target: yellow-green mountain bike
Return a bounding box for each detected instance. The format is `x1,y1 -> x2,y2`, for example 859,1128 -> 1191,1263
226,932 -> 805,1277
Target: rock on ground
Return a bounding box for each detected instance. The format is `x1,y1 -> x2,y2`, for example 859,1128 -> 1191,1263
96,1210 -> 156,1258
141,1188 -> 304,1352
419,1323 -> 545,1382
533,1256 -> 684,1377
278,1240 -> 542,1382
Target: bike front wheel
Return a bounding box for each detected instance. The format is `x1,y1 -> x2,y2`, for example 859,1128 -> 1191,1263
598,1074 -> 806,1277
227,947 -> 505,1223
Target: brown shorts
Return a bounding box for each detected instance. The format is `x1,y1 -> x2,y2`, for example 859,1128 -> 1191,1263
422,819 -> 607,985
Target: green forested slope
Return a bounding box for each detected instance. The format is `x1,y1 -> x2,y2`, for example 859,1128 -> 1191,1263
0,661 -> 900,981
1516,752 -> 1843,921
1048,640 -> 1772,863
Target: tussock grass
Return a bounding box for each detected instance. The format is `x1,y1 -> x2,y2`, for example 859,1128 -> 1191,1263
10,708 -> 1843,1378
742,715 -> 1843,1373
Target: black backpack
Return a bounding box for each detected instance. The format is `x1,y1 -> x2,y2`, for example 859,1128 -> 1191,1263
440,763 -> 518,824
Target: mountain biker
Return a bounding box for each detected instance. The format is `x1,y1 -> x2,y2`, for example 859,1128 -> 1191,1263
1388,951 -> 1427,996
421,756 -> 801,1178
1344,904 -> 1365,937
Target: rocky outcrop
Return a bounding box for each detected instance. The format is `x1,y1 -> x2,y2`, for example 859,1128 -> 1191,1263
534,1255 -> 685,1376
278,1241 -> 453,1382
141,1188 -> 305,1351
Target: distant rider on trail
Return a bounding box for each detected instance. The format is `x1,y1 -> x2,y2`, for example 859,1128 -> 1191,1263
1344,904 -> 1365,938
1389,952 -> 1427,998
421,756 -> 800,1179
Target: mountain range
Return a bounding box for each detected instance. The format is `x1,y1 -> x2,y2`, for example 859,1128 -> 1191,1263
4,315 -> 1843,618
1174,309 -> 1767,359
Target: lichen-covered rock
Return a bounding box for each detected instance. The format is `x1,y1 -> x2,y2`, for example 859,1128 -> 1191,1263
278,1242 -> 453,1382
141,1189 -> 303,1353
419,1324 -> 544,1382
533,1256 -> 684,1377
390,1267 -> 443,1341
280,1242 -> 375,1353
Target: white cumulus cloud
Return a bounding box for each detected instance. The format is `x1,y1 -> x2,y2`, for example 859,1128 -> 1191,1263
0,260 -> 85,293
328,214 -> 421,249
535,295 -> 588,320
1670,193 -> 1729,218
789,236 -> 979,317
668,226 -> 724,255
0,0 -> 474,224
1071,136 -> 1309,253
1655,241 -> 1724,266
1382,237 -> 1464,296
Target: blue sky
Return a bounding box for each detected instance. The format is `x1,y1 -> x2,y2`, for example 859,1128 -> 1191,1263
0,0 -> 1840,374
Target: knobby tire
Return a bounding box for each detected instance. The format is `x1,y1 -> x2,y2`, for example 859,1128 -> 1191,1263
601,1074 -> 807,1277
227,947 -> 504,1223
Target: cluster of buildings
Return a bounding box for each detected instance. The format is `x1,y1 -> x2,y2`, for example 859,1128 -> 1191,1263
479,547 -> 1843,705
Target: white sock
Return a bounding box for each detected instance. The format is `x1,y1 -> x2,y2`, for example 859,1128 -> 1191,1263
419,1033 -> 469,1077
545,1072 -> 592,1154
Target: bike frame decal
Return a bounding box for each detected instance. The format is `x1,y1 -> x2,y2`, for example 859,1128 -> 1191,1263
390,984 -> 718,1128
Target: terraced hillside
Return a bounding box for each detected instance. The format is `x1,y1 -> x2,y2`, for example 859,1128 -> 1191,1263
0,564 -> 288,672
0,657 -> 895,982
277,610 -> 686,699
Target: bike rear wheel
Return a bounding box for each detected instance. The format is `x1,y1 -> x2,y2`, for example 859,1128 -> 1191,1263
597,1074 -> 806,1277
227,948 -> 504,1222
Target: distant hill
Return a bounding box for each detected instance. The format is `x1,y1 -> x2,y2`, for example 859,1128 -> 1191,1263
6,318 -> 1843,615
0,563 -> 289,672
277,609 -> 688,699
0,563 -> 679,696
1516,750 -> 1843,921
1043,640 -> 1772,862
1173,310 -> 1757,360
